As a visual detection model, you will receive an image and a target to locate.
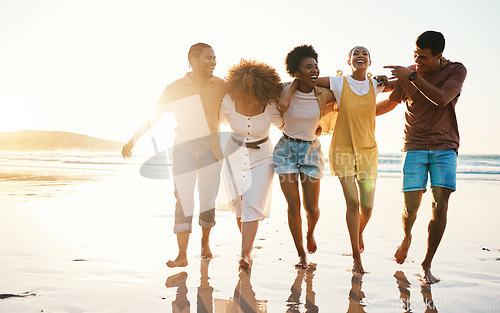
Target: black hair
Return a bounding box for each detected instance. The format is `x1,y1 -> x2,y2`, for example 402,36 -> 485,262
348,46 -> 371,59
188,43 -> 212,62
285,45 -> 318,77
416,31 -> 445,56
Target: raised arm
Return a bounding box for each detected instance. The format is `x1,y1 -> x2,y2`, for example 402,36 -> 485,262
277,77 -> 331,114
121,104 -> 168,158
316,76 -> 330,89
385,65 -> 461,108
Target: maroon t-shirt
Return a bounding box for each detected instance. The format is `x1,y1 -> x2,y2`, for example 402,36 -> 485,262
389,61 -> 467,151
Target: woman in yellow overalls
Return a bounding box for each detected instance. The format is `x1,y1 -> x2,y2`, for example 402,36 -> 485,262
326,46 -> 391,273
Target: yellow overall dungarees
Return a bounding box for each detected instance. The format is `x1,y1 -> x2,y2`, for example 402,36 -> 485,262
329,77 -> 378,180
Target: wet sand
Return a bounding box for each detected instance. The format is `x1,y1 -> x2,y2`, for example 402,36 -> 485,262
1,163 -> 499,312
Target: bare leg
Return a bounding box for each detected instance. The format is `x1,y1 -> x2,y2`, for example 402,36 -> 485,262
420,186 -> 452,284
300,172 -> 320,254
395,190 -> 423,264
201,227 -> 212,259
339,176 -> 363,273
236,217 -> 242,232
279,173 -> 307,268
167,231 -> 190,268
357,179 -> 376,253
239,220 -> 259,268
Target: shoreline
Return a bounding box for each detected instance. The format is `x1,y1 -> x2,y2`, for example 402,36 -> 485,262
0,162 -> 499,312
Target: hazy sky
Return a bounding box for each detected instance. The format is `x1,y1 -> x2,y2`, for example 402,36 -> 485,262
1,0 -> 498,154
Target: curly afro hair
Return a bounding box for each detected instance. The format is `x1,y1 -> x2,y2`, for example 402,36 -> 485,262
285,45 -> 318,77
226,59 -> 283,106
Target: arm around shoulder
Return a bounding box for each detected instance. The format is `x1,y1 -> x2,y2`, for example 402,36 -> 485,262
376,99 -> 399,116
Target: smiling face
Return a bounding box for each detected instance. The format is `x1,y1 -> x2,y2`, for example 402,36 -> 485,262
190,47 -> 216,79
348,46 -> 371,71
295,57 -> 319,92
414,47 -> 441,75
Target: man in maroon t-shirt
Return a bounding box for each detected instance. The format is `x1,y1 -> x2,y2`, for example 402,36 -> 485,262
376,31 -> 467,284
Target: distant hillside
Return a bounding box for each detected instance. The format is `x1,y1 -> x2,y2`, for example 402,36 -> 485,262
0,130 -> 125,152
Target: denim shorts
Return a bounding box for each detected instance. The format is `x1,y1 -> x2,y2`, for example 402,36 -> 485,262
402,149 -> 457,192
273,136 -> 324,179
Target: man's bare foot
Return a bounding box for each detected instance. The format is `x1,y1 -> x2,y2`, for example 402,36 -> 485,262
394,237 -> 411,264
166,256 -> 188,268
201,244 -> 212,259
306,232 -> 317,254
359,232 -> 365,253
165,271 -> 188,288
295,255 -> 308,269
421,265 -> 440,284
352,257 -> 364,273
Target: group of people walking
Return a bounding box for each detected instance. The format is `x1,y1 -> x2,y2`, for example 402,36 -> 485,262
122,30 -> 467,284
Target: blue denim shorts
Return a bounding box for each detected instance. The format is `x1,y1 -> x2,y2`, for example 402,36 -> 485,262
273,136 -> 324,179
402,149 -> 457,192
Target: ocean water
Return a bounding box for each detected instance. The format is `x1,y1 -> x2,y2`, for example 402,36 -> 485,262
377,153 -> 500,181
1,152 -> 499,182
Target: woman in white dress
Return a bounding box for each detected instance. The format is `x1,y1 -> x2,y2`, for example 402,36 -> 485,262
219,59 -> 283,268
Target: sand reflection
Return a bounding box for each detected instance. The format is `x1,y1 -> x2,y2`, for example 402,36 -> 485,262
165,259 -> 215,313
215,267 -> 267,313
394,270 -> 438,313
346,272 -> 366,313
286,263 -> 318,313
166,260 -> 268,313
166,271 -> 190,313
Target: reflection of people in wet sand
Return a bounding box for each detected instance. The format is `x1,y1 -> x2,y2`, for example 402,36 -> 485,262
346,272 -> 366,313
394,270 -> 411,312
198,259 -> 214,313
219,59 -> 283,268
420,281 -> 438,313
286,263 -> 318,313
274,45 -> 335,269
166,260 -> 215,313
165,271 -> 190,313
122,43 -> 227,267
283,46 -> 391,273
394,270 -> 439,313
215,267 -> 267,313
377,31 -> 467,283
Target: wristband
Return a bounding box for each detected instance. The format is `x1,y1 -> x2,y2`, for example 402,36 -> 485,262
408,71 -> 418,81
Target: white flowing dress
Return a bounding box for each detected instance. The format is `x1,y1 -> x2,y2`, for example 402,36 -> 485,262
219,95 -> 283,222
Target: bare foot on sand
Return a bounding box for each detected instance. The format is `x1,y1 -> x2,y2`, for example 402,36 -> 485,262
359,232 -> 364,253
421,265 -> 440,284
306,232 -> 317,254
166,256 -> 188,268
352,257 -> 364,273
394,237 -> 411,264
201,244 -> 212,260
295,254 -> 308,269
239,256 -> 253,268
